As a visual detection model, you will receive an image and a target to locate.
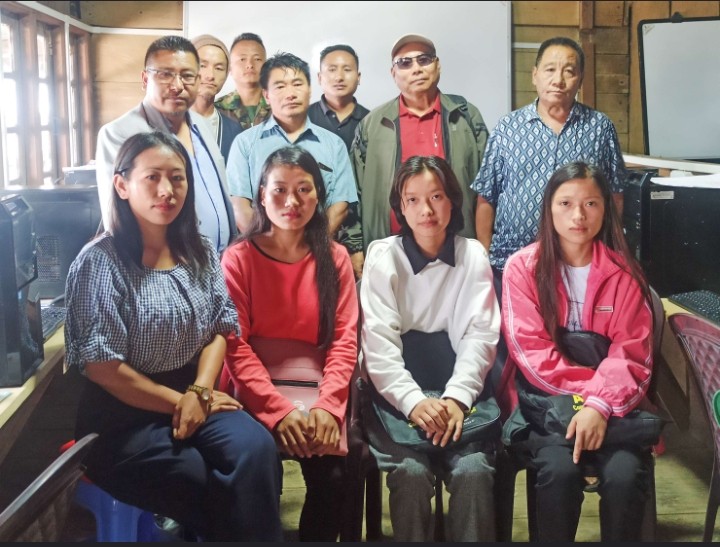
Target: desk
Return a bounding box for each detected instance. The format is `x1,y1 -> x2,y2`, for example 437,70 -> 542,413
0,328 -> 65,467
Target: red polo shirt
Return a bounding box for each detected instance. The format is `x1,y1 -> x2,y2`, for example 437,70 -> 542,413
391,93 -> 446,234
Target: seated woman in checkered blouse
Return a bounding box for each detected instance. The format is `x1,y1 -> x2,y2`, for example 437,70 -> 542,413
63,131 -> 282,541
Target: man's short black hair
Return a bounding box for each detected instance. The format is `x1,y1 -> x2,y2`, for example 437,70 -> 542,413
230,32 -> 265,53
260,52 -> 310,90
319,44 -> 359,68
144,35 -> 198,67
535,36 -> 585,75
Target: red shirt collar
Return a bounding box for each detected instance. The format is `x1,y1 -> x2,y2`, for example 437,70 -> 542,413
398,92 -> 442,118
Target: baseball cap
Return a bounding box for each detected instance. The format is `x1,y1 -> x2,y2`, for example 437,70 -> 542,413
391,34 -> 436,59
191,34 -> 230,65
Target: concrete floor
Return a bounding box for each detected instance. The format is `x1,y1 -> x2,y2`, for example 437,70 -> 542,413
278,418 -> 718,542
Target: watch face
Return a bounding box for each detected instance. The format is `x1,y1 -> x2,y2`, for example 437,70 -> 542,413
188,385 -> 211,401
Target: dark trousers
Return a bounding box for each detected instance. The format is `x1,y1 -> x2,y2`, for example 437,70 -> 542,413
85,410 -> 284,542
529,443 -> 650,541
295,455 -> 346,541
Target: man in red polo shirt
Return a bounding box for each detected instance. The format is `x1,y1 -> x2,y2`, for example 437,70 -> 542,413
352,33 -> 488,255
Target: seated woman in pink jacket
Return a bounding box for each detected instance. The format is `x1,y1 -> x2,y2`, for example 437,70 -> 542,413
219,145 -> 358,541
501,161 -> 654,542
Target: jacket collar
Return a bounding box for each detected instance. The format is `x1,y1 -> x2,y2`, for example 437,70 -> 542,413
402,233 -> 455,274
140,100 -> 190,132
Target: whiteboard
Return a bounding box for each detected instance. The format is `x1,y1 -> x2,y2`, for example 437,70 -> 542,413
184,1 -> 511,132
639,16 -> 720,161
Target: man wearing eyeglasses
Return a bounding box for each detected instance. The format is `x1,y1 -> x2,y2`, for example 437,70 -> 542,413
351,33 -> 488,253
95,35 -> 237,253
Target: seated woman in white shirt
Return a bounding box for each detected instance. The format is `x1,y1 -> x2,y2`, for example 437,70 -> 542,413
360,155 -> 500,541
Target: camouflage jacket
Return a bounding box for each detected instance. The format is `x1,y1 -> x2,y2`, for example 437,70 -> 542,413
215,91 -> 271,131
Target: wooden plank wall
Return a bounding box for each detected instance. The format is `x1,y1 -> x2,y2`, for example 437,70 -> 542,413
39,1 -> 719,153
80,1 -> 183,128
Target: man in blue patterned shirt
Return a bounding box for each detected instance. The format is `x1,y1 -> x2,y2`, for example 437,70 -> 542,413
472,37 -> 626,277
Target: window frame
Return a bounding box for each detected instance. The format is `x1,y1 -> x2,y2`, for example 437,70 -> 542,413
0,2 -> 93,189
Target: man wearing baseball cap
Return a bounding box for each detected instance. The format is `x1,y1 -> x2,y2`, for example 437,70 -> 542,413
351,33 -> 488,255
190,34 -> 243,163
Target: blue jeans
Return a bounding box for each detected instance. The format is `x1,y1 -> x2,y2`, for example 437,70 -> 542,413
84,410 -> 283,541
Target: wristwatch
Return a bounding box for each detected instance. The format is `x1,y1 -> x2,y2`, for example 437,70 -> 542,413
186,384 -> 211,402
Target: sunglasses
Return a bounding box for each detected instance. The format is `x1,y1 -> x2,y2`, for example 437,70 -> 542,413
393,53 -> 436,70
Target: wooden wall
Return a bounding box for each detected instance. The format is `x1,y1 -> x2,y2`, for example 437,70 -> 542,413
53,0 -> 719,153
74,1 -> 183,128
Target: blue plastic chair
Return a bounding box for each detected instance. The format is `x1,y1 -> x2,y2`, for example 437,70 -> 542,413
60,440 -> 174,542
73,480 -> 159,542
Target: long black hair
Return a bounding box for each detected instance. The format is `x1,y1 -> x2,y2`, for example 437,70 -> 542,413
110,131 -> 209,277
534,161 -> 651,349
240,145 -> 339,348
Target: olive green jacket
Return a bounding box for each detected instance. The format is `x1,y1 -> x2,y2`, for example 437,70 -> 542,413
351,92 -> 488,250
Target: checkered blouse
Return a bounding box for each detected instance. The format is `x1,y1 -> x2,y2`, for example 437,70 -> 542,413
64,234 -> 238,375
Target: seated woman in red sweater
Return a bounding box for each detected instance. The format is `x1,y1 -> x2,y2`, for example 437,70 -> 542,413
219,145 -> 358,541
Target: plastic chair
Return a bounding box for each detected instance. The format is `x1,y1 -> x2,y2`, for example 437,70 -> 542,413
496,286 -> 666,541
0,433 -> 98,542
59,439 -> 166,542
668,312 -> 720,542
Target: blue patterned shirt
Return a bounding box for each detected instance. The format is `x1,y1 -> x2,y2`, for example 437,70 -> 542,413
64,234 -> 239,375
472,100 -> 626,269
225,115 -> 358,206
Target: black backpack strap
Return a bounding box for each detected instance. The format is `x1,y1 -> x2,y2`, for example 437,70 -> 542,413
445,94 -> 486,140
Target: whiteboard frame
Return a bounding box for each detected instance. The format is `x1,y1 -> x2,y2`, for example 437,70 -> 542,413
638,15 -> 720,162
182,1 -> 511,132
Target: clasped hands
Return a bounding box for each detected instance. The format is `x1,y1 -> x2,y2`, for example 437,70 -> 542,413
172,390 -> 242,440
275,408 -> 341,458
409,396 -> 466,448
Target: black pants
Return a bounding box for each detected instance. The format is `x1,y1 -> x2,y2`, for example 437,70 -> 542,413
295,455 -> 346,541
529,443 -> 650,541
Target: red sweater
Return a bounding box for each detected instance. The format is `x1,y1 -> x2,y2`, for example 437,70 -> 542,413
219,240 -> 358,430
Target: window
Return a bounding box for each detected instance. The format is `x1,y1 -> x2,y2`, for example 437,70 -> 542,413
0,5 -> 92,189
1,16 -> 22,186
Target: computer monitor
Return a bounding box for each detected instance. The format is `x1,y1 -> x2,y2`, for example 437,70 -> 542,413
0,186 -> 102,300
0,194 -> 43,386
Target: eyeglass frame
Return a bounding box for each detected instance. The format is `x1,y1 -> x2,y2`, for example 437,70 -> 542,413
392,53 -> 437,70
144,67 -> 199,85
